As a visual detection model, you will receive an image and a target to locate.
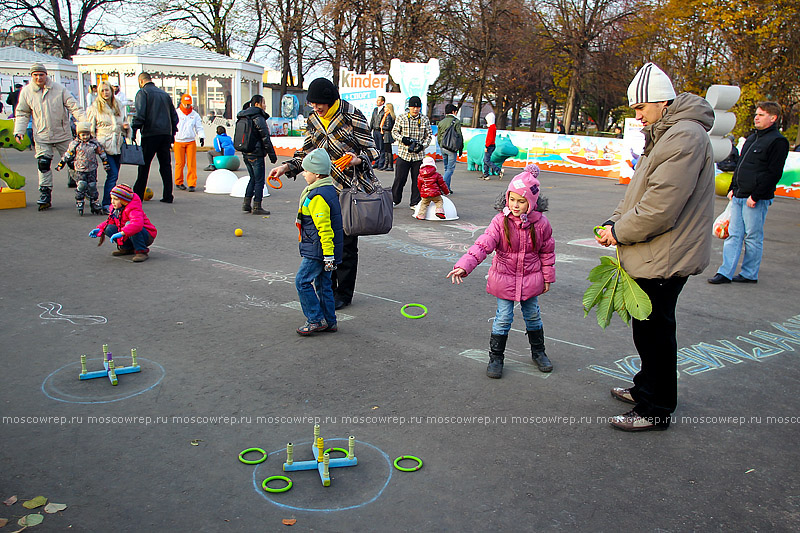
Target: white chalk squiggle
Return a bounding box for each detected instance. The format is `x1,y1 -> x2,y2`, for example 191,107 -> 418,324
37,302 -> 107,325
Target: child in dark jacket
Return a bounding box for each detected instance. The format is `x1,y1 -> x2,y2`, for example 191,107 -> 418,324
415,156 -> 450,219
89,184 -> 157,262
57,121 -> 110,215
295,149 -> 343,335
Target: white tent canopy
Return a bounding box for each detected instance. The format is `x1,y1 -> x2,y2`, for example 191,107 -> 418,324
0,46 -> 81,102
71,42 -> 264,120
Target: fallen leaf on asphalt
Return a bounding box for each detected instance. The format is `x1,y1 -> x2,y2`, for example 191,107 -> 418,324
371,406 -> 379,410
4,495 -> 17,505
0,518 -> 8,526
282,518 -> 297,525
22,496 -> 47,509
190,439 -> 202,446
18,512 -> 44,526
44,503 -> 67,513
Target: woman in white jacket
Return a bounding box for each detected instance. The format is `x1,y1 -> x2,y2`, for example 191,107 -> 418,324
87,81 -> 129,213
174,93 -> 205,192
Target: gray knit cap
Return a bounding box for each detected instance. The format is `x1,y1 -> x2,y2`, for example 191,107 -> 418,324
302,148 -> 332,176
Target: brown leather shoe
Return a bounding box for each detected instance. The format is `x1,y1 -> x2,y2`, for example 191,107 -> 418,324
611,387 -> 635,405
131,253 -> 149,262
610,410 -> 669,432
112,248 -> 134,256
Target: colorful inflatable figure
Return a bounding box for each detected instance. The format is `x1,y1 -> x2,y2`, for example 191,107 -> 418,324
0,118 -> 30,190
466,133 -> 520,175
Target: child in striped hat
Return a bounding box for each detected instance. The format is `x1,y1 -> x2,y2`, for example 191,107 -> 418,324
89,184 -> 158,262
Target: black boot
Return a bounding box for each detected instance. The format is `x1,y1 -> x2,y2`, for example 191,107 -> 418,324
37,186 -> 52,211
487,334 -> 508,378
386,160 -> 394,172
242,196 -> 252,212
527,328 -> 552,372
251,201 -> 269,215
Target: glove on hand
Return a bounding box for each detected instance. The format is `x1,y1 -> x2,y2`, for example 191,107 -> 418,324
200,138 -> 205,147
323,256 -> 336,272
401,136 -> 412,146
89,228 -> 101,238
111,231 -> 125,245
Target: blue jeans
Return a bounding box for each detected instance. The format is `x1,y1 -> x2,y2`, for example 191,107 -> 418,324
244,155 -> 266,202
717,196 -> 772,280
483,145 -> 501,176
295,257 -> 336,325
492,297 -> 542,335
441,148 -> 456,188
102,154 -> 121,209
104,223 -> 154,253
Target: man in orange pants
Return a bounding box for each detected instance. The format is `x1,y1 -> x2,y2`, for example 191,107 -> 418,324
174,93 -> 205,191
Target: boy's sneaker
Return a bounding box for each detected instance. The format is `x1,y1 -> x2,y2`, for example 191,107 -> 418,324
176,184 -> 187,190
203,165 -> 216,171
297,319 -> 328,336
132,252 -> 149,262
414,214 -> 425,220
112,248 -> 134,256
322,322 -> 338,333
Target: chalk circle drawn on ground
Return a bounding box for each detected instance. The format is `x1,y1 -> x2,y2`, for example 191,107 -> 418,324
252,438 -> 393,512
239,448 -> 268,465
262,476 -> 292,493
267,176 -> 283,189
41,357 -> 165,404
37,302 -> 107,325
394,455 -> 423,472
400,303 -> 428,319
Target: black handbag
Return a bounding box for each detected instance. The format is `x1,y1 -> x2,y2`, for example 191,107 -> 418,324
120,139 -> 145,166
440,120 -> 463,154
339,171 -> 393,237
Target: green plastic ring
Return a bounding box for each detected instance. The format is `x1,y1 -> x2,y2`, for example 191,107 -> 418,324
394,455 -> 423,472
324,447 -> 349,457
593,225 -> 606,238
239,448 -> 268,465
262,475 -> 292,493
400,303 -> 428,319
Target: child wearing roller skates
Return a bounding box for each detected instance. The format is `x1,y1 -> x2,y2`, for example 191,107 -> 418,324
89,184 -> 157,262
447,164 -> 555,378
56,121 -> 110,215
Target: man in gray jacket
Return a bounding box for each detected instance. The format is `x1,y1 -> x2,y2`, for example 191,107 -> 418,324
14,63 -> 85,210
595,63 -> 715,432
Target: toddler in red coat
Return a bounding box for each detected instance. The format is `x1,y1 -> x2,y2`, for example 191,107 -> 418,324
415,156 -> 450,220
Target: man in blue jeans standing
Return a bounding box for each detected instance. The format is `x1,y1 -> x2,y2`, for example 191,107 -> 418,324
436,104 -> 462,191
708,101 -> 789,285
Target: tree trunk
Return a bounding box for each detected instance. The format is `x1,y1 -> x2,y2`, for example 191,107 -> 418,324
562,72 -> 579,135
531,99 -> 540,132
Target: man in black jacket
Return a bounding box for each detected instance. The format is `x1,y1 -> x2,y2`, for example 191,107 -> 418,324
708,101 -> 790,284
369,96 -> 385,169
131,72 -> 179,203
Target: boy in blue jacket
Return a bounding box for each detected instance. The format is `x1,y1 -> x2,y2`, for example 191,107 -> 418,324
204,125 -> 236,171
295,148 -> 343,335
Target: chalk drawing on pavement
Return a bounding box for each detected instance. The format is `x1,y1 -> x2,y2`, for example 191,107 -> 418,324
37,302 -> 107,325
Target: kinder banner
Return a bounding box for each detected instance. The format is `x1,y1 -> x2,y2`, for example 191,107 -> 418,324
338,69 -> 389,118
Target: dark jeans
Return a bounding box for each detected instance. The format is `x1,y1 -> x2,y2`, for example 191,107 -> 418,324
135,134 -> 173,202
104,223 -> 155,253
392,157 -> 421,207
331,234 -> 358,304
630,276 -> 688,424
372,130 -> 385,168
102,154 -> 120,208
295,257 -> 336,325
243,155 -> 266,202
483,144 -> 501,175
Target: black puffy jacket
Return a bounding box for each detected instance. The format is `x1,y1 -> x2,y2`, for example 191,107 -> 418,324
730,124 -> 790,201
236,106 -> 276,161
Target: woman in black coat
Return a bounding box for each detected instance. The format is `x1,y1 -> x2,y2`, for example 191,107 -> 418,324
379,103 -> 395,171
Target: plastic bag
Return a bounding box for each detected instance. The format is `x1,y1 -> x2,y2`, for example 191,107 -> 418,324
713,201 -> 732,239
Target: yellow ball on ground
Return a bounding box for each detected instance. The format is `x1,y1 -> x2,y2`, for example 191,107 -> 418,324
143,187 -> 154,201
234,228 -> 244,237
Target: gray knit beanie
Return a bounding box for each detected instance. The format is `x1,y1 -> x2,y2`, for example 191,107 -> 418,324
302,148 -> 332,176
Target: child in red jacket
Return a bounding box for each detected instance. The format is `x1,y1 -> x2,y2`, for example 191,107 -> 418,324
415,156 -> 450,220
89,184 -> 157,262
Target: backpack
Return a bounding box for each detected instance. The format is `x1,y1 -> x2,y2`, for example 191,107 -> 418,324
441,118 -> 463,154
233,115 -> 258,153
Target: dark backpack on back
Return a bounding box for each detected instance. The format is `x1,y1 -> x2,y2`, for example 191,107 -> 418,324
233,115 -> 258,153
441,118 -> 463,154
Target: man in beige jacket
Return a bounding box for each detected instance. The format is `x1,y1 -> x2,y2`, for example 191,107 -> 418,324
595,63 -> 715,432
14,62 -> 84,210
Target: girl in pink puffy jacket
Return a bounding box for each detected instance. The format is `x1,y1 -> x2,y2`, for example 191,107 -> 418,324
447,164 -> 555,379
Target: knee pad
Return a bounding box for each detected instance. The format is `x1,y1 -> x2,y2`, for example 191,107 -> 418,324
76,181 -> 87,192
37,156 -> 52,172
